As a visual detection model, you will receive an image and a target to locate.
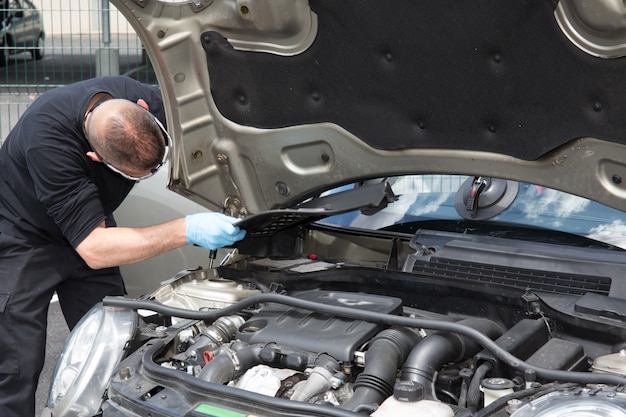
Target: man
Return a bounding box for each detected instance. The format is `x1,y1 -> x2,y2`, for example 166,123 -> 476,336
0,76 -> 246,417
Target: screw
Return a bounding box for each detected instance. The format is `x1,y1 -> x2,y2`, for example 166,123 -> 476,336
276,182 -> 289,195
119,367 -> 131,380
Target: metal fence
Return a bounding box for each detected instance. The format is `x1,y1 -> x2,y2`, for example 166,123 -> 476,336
0,0 -> 155,143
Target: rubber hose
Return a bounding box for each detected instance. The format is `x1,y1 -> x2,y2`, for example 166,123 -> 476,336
199,342 -> 339,385
198,343 -> 263,383
197,352 -> 237,384
341,327 -> 420,411
401,318 -> 502,400
466,362 -> 493,411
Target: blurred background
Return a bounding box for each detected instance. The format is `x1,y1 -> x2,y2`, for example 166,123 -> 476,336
0,0 -> 157,143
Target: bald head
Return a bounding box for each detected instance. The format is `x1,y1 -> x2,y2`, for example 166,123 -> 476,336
86,99 -> 167,172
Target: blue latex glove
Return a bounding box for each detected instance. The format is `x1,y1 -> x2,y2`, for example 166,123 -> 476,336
185,212 -> 246,250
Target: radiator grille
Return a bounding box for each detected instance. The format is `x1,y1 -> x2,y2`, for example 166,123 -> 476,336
412,258 -> 611,296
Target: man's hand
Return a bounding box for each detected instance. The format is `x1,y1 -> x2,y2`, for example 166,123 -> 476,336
185,212 -> 246,250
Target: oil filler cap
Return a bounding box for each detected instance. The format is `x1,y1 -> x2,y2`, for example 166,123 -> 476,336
393,380 -> 424,402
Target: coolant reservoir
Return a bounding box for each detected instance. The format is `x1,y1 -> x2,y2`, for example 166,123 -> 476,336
481,377 -> 515,406
592,349 -> 626,375
371,398 -> 454,417
150,269 -> 261,310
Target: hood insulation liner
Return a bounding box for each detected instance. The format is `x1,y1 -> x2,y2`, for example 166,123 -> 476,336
203,0 -> 626,161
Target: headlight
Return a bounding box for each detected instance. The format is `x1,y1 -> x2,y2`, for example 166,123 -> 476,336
45,303 -> 136,417
510,391 -> 626,417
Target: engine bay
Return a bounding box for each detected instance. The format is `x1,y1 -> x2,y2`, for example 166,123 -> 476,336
102,260 -> 626,417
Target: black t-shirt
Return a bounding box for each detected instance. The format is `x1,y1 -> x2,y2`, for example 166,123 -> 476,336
0,76 -> 166,249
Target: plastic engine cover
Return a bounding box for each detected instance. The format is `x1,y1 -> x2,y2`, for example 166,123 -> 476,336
237,290 -> 403,362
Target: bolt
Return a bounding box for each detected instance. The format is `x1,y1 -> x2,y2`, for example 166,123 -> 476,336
119,367 -> 131,380
613,174 -> 622,184
321,153 -> 330,163
276,182 -> 289,195
192,150 -> 203,160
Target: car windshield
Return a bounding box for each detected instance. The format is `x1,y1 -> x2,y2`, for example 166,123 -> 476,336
320,174 -> 626,250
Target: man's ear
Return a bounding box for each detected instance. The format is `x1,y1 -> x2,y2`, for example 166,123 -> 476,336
86,151 -> 102,162
136,98 -> 149,111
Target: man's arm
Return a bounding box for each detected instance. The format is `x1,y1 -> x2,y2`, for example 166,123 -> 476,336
75,213 -> 245,270
76,218 -> 187,270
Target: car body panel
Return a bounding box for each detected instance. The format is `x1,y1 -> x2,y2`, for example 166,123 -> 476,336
112,0 -> 626,216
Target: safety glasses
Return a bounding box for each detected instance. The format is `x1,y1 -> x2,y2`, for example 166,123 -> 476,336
84,98 -> 171,181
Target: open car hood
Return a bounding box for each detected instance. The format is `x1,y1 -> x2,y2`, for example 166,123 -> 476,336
113,0 -> 626,217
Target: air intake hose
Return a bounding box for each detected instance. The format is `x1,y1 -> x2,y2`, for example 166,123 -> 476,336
341,327 -> 420,412
198,341 -> 340,387
400,318 -> 502,400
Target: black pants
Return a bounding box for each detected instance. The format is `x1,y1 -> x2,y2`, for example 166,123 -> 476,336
0,232 -> 125,417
